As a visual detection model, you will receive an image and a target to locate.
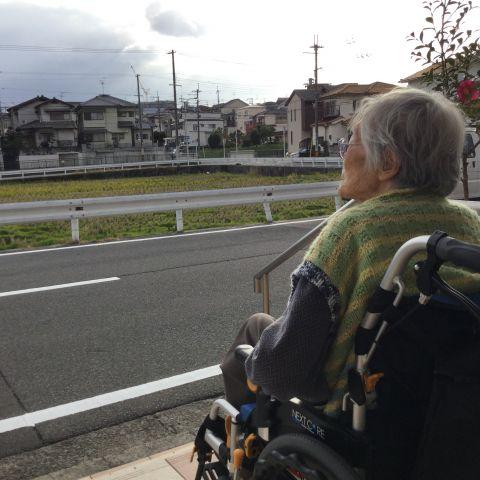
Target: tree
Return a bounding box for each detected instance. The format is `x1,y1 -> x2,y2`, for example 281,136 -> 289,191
257,125 -> 276,143
208,128 -> 223,149
408,0 -> 480,198
0,128 -> 23,170
249,129 -> 261,146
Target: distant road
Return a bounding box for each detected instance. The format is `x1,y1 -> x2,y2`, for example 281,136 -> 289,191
0,218 -> 320,457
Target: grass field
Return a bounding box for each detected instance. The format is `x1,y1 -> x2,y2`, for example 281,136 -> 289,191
0,171 -> 340,251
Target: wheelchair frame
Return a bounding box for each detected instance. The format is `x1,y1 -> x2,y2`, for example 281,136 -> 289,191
196,231 -> 480,479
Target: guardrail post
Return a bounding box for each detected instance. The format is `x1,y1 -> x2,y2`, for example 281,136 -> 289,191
70,218 -> 80,243
176,209 -> 184,232
263,202 -> 273,223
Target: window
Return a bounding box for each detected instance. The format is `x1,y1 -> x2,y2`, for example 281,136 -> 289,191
50,111 -> 70,121
142,133 -> 149,139
193,124 -> 198,131
84,132 -> 106,142
118,111 -> 134,118
294,110 -> 296,122
209,124 -> 216,128
290,131 -> 293,144
84,111 -> 104,121
290,110 -> 293,122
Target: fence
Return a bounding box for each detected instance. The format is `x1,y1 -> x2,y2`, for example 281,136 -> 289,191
0,156 -> 343,181
0,182 -> 341,242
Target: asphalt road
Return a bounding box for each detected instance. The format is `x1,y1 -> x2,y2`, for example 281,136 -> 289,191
0,219 -> 320,458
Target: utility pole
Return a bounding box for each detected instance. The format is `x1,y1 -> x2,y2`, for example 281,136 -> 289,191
156,92 -> 161,147
216,85 -> 220,107
167,50 -> 179,149
310,35 -> 323,156
134,72 -> 144,155
195,85 -> 201,154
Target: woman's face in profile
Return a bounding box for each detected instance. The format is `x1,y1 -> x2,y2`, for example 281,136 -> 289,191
338,127 -> 384,202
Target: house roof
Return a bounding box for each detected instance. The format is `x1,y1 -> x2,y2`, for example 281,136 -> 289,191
285,84 -> 334,106
318,82 -> 396,100
399,63 -> 441,83
217,98 -> 248,108
17,120 -> 76,130
399,54 -> 480,83
35,98 -> 76,110
79,94 -> 136,108
7,95 -> 50,112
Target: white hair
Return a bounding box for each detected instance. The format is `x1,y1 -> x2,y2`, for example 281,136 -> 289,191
350,88 -> 465,196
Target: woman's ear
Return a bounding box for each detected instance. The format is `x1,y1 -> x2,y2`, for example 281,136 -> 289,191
378,149 -> 400,181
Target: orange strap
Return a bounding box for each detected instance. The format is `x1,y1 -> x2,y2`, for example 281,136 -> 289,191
364,372 -> 384,393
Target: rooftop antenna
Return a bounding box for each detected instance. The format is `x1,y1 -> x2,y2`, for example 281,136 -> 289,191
100,79 -> 106,95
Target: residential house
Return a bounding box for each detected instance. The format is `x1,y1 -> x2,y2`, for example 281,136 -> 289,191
8,96 -> 78,150
142,100 -> 176,137
399,58 -> 480,90
8,95 -> 50,129
20,98 -> 78,149
311,82 -> 395,150
179,111 -> 224,147
234,104 -> 265,134
285,84 -> 332,154
252,98 -> 287,141
214,99 -> 248,134
77,94 -> 138,149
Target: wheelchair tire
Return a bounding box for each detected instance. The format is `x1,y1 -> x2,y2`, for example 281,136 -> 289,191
253,433 -> 360,480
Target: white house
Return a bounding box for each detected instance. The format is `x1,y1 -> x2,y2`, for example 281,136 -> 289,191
179,111 -> 224,147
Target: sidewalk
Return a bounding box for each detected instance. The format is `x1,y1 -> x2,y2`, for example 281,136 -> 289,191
78,443 -> 197,480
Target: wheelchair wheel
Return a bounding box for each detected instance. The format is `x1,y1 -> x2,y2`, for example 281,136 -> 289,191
253,433 -> 360,480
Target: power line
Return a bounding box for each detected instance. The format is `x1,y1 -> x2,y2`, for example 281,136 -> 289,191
0,44 -> 164,54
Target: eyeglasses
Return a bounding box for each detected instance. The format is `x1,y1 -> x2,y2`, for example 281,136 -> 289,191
338,137 -> 362,159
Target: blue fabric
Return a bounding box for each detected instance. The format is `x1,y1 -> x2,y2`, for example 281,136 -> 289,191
239,403 -> 256,422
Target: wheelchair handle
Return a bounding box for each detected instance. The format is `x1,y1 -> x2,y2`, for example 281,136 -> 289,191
435,236 -> 480,273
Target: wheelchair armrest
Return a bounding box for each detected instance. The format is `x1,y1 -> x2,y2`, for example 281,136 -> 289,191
234,344 -> 254,362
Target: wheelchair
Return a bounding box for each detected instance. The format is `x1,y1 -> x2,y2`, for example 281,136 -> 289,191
194,231 -> 480,480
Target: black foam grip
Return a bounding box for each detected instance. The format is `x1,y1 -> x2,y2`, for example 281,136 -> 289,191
435,236 -> 480,273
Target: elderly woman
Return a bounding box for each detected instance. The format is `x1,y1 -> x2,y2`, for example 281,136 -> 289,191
220,87 -> 480,416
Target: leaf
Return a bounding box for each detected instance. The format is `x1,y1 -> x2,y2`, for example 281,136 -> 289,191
420,31 -> 424,42
426,16 -> 434,23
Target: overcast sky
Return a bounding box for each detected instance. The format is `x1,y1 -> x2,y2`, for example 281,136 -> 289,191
0,0 -> 478,108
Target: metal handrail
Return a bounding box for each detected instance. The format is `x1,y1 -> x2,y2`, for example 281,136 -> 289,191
253,199 -> 356,313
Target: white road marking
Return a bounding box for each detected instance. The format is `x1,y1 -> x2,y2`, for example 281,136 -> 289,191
0,364 -> 221,433
0,277 -> 120,297
0,217 -> 326,257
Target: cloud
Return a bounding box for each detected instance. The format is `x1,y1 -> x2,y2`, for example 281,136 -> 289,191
146,3 -> 204,37
0,3 -> 167,107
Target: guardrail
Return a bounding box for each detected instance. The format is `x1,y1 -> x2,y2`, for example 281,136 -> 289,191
0,156 -> 343,181
253,199 -> 480,314
0,181 -> 341,242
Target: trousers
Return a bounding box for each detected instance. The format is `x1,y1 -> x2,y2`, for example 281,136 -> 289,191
220,313 -> 275,407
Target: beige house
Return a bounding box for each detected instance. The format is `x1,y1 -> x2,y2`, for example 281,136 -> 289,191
234,105 -> 265,134
10,97 -> 78,150
253,99 -> 288,140
214,99 -> 248,134
77,94 -> 138,149
311,82 -> 395,150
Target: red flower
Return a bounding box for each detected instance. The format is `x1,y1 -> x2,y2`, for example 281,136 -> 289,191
457,79 -> 480,105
